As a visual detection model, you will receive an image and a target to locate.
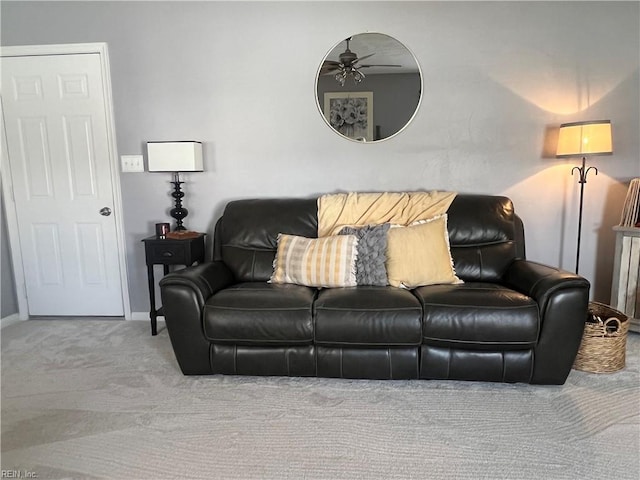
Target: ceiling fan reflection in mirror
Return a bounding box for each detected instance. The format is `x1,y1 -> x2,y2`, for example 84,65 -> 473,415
321,37 -> 401,86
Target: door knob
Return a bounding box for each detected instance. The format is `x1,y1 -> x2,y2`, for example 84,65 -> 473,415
99,207 -> 112,216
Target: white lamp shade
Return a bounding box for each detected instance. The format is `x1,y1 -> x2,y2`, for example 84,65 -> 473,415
147,141 -> 204,172
556,121 -> 612,157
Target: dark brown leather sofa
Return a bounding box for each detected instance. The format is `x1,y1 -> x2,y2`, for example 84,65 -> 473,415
159,194 -> 590,384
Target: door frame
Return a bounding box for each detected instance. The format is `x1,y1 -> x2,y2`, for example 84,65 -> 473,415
1,42 -> 131,320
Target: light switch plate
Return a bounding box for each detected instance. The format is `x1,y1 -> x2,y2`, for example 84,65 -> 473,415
121,155 -> 144,172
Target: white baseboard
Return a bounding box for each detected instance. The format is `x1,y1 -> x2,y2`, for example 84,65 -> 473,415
2,313 -> 168,326
1,313 -> 22,329
130,312 -> 164,321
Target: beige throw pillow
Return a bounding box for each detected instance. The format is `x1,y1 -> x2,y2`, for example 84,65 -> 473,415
270,234 -> 358,288
386,214 -> 462,288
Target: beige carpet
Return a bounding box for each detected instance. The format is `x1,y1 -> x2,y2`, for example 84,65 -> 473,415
1,319 -> 639,480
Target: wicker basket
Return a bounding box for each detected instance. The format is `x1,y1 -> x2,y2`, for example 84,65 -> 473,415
573,302 -> 629,373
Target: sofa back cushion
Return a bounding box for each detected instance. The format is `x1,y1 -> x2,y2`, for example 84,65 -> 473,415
215,194 -> 524,283
217,198 -> 318,281
446,195 -> 524,282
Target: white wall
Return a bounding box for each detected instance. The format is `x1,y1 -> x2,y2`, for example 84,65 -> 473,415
1,1 -> 638,314
1,183 -> 18,317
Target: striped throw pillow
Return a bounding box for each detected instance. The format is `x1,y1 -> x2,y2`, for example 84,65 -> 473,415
270,234 -> 358,288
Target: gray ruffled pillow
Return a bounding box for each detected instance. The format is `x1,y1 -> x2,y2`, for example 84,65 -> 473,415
339,223 -> 390,286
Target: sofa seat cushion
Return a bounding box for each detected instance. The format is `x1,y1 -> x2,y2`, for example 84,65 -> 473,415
203,283 -> 315,345
413,283 -> 539,350
314,287 -> 423,347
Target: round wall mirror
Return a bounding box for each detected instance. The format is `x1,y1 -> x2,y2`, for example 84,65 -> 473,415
316,32 -> 422,143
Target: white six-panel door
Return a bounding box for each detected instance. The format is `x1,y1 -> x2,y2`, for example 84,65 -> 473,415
2,51 -> 125,316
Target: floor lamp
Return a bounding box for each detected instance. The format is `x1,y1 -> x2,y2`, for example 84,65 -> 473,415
556,120 -> 613,274
147,141 -> 204,231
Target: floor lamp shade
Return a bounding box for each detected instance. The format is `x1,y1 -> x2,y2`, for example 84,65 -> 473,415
147,141 -> 204,172
147,141 -> 204,231
556,120 -> 612,157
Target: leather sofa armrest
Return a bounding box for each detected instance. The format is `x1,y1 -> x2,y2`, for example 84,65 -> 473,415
159,261 -> 235,374
503,259 -> 590,384
503,259 -> 589,312
160,261 -> 234,307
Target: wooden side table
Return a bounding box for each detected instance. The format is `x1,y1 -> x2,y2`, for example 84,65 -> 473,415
142,233 -> 206,335
610,226 -> 640,333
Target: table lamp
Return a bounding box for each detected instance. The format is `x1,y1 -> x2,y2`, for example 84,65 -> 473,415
147,141 -> 203,231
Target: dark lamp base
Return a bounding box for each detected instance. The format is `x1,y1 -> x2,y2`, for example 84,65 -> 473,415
170,176 -> 189,231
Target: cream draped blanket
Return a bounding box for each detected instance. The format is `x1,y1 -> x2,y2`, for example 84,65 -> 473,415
317,191 -> 457,237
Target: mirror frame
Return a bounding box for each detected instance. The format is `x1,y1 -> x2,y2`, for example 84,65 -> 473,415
315,32 -> 423,143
